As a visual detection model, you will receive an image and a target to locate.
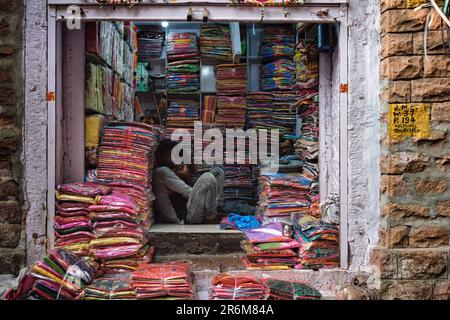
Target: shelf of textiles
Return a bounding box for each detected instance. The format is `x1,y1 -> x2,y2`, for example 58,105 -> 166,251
85,61 -> 135,121
86,21 -> 137,87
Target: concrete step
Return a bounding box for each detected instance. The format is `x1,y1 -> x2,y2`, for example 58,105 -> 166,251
153,254 -> 350,300
146,224 -> 244,255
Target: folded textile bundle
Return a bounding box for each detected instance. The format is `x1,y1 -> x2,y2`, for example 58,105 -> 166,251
272,92 -> 297,134
246,92 -> 274,129
241,223 -> 299,270
294,40 -> 319,90
260,59 -> 295,91
293,221 -> 340,269
260,26 -> 296,59
166,99 -> 200,129
215,95 -> 247,128
216,64 -> 248,95
97,122 -> 164,227
201,95 -> 217,124
3,249 -> 96,300
209,274 -> 267,300
200,24 -> 233,61
257,173 -> 312,225
137,25 -> 165,59
131,261 -> 195,299
166,59 -> 200,93
222,165 -> 256,203
166,32 -> 199,61
263,279 -> 321,300
83,273 -> 136,300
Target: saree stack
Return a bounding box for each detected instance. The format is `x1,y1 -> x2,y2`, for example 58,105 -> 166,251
263,279 -> 322,300
209,274 -> 267,300
200,24 -> 233,61
166,99 -> 200,129
166,32 -> 199,61
166,59 -> 200,93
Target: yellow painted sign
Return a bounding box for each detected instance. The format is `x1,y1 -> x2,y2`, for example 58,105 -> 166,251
389,103 -> 431,139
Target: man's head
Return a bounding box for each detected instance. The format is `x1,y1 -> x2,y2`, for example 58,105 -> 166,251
155,139 -> 179,169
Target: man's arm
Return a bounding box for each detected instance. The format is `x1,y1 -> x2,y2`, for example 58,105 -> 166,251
156,167 -> 193,198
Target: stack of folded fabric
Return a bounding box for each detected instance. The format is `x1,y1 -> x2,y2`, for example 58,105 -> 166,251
131,262 -> 195,299
241,223 -> 300,270
263,279 -> 322,300
260,59 -> 295,91
137,25 -> 165,60
166,32 -> 199,61
200,24 -> 233,61
246,92 -> 273,129
55,182 -> 112,258
166,99 -> 200,129
257,173 -> 312,225
83,273 -> 136,300
272,92 -> 297,136
166,59 -> 200,93
293,221 -> 340,269
201,95 -> 217,124
294,39 -> 319,90
3,249 -> 96,300
222,165 -> 255,203
260,26 -> 295,59
216,64 -> 248,95
214,95 -> 247,128
96,122 -> 164,227
209,274 -> 267,300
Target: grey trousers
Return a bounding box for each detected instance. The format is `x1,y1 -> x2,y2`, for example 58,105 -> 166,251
186,167 -> 224,224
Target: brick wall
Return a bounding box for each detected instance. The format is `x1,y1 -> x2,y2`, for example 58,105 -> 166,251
374,0 -> 450,299
0,0 -> 25,274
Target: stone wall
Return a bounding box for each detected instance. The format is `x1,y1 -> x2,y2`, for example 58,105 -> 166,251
0,0 -> 25,274
373,0 -> 450,299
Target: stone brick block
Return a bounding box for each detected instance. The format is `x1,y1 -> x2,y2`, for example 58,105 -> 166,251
415,179 -> 447,194
369,247 -> 398,278
0,248 -> 25,274
0,179 -> 19,200
413,31 -> 449,55
381,280 -> 433,299
0,46 -> 14,58
431,102 -> 450,122
436,200 -> 450,217
381,33 -> 413,59
424,56 -> 450,78
0,200 -> 21,224
382,202 -> 430,219
0,223 -> 21,248
380,81 -> 411,103
381,152 -> 429,174
381,56 -> 423,80
387,225 -> 409,248
409,226 -> 449,248
381,0 -> 406,12
412,130 -> 447,143
398,250 -> 447,279
381,175 -> 409,196
433,280 -> 449,299
381,9 -> 429,34
0,67 -> 11,82
411,78 -> 450,102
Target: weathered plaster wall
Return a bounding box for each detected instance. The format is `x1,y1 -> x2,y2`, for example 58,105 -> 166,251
23,0 -> 48,266
0,0 -> 25,275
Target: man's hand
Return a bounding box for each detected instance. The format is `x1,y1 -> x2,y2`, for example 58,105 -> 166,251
175,164 -> 191,180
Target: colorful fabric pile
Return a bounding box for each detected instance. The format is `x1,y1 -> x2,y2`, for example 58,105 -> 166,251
201,95 -> 217,124
294,221 -> 340,269
241,223 -> 300,270
166,99 -> 200,129
83,273 -> 136,300
216,63 -> 248,95
260,26 -> 295,58
260,59 -> 295,91
222,165 -> 255,203
272,92 -> 297,135
137,25 -> 165,59
214,95 -> 247,128
246,92 -> 273,129
166,59 -> 200,93
96,122 -> 164,227
166,32 -> 199,61
263,279 -> 321,300
131,262 -> 195,299
209,274 -> 267,300
257,173 -> 312,225
3,249 -> 96,300
294,39 -> 319,90
200,24 -> 233,61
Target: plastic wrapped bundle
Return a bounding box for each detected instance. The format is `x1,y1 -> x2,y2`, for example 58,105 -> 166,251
216,63 -> 248,95
166,99 -> 200,129
263,279 -> 321,300
260,26 -> 295,58
3,249 -> 96,300
200,24 -> 233,61
215,95 -> 247,128
131,261 -> 195,299
166,32 -> 199,61
260,59 -> 295,91
83,273 -> 136,300
167,59 -> 200,93
209,274 -> 267,300
293,221 -> 340,269
137,25 -> 165,59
